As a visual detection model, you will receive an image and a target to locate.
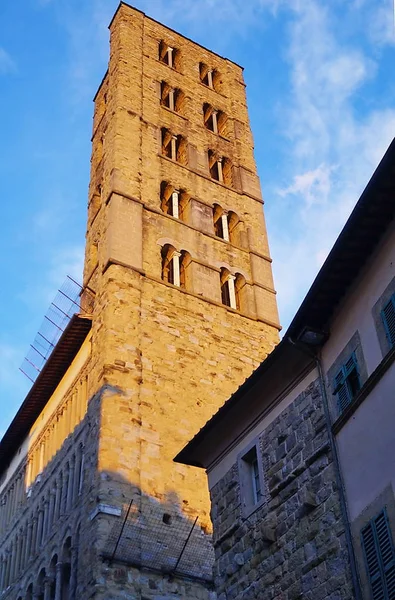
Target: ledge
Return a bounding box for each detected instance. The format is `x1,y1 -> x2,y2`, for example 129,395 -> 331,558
332,345 -> 395,434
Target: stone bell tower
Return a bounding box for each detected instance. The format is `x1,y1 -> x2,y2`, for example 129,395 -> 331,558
82,2 -> 280,597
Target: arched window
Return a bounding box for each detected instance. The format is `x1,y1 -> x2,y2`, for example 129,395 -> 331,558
161,245 -> 180,286
208,151 -> 232,186
220,268 -> 236,309
161,246 -> 191,289
213,204 -> 228,240
179,251 -> 192,290
161,129 -> 187,165
160,82 -> 186,114
160,182 -> 190,222
234,273 -> 247,312
61,538 -> 72,599
203,104 -> 228,136
199,62 -> 220,91
159,41 -> 180,70
26,584 -> 33,600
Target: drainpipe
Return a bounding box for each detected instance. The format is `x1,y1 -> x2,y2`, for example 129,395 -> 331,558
289,339 -> 362,600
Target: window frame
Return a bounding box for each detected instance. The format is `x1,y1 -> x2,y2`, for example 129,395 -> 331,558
381,294 -> 395,349
237,439 -> 265,517
333,352 -> 361,414
361,507 -> 395,600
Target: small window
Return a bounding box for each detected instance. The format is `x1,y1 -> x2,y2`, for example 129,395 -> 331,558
161,129 -> 187,165
159,41 -> 180,70
160,182 -> 190,222
235,273 -> 247,312
199,62 -> 220,91
361,508 -> 395,600
208,150 -> 232,186
381,295 -> 395,348
162,244 -> 179,286
238,444 -> 264,515
160,82 -> 185,115
203,103 -> 228,136
220,268 -> 236,309
333,353 -> 360,414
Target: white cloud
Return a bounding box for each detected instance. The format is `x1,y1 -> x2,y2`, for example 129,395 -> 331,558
268,0 -> 395,329
0,48 -> 16,74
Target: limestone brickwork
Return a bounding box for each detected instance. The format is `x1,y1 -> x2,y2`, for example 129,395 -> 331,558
210,380 -> 354,600
0,3 -> 280,599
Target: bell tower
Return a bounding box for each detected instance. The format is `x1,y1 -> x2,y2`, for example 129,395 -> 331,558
82,2 -> 280,597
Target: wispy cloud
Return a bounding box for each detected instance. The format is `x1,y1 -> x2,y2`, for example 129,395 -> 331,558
0,48 -> 16,74
267,0 -> 395,327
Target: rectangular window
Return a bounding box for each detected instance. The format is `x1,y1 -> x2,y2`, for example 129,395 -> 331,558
361,508 -> 395,600
333,352 -> 360,414
238,444 -> 264,515
381,295 -> 395,348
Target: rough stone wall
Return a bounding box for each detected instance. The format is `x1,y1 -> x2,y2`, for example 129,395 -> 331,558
210,380 -> 355,600
82,3 -> 281,598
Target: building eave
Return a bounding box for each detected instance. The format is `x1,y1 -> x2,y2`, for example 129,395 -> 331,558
0,314 -> 92,475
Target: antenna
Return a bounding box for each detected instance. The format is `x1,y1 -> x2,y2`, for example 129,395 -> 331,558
19,276 -> 93,385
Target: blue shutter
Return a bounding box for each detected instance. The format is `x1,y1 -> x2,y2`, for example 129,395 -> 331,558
334,367 -> 349,413
361,508 -> 395,600
382,297 -> 395,348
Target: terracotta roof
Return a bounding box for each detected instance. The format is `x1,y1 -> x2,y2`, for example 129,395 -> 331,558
0,315 -> 92,475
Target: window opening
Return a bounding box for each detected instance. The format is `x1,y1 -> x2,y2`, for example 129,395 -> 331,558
333,353 -> 360,414
162,245 -> 181,287
361,507 -> 395,600
240,445 -> 263,511
199,63 -> 217,89
382,295 -> 395,348
220,268 -> 236,309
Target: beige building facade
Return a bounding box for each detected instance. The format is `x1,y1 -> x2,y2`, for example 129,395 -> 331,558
178,140 -> 395,600
0,3 -> 280,599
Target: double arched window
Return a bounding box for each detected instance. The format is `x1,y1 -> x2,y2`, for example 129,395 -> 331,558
199,62 -> 221,91
159,41 -> 181,71
161,245 -> 192,290
160,182 -> 190,222
213,204 -> 241,244
203,103 -> 228,137
161,128 -> 188,165
208,150 -> 233,186
220,268 -> 247,311
160,81 -> 186,115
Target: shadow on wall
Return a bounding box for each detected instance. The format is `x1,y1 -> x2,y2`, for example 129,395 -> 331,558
97,472 -> 215,585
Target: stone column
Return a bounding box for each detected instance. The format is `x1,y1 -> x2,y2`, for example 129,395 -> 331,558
33,585 -> 40,600
44,577 -> 53,600
66,458 -> 75,511
69,545 -> 78,598
15,532 -> 22,577
54,562 -> 63,600
9,540 -> 16,585
32,516 -> 38,553
37,507 -> 44,550
54,477 -> 62,520
48,488 -> 55,532
42,496 -> 49,542
0,557 -> 5,591
25,520 -> 33,566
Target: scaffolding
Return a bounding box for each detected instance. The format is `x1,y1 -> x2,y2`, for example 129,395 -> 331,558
104,499 -> 214,583
20,276 -> 93,385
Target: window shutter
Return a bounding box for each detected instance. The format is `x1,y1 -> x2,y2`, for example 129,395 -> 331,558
375,511 -> 395,599
382,297 -> 395,348
361,508 -> 395,600
334,368 -> 350,413
345,354 -> 357,376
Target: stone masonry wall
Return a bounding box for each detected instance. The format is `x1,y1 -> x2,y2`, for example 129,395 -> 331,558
210,380 -> 355,600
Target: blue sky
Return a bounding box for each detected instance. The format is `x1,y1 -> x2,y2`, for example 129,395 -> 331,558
1,0 -> 395,436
